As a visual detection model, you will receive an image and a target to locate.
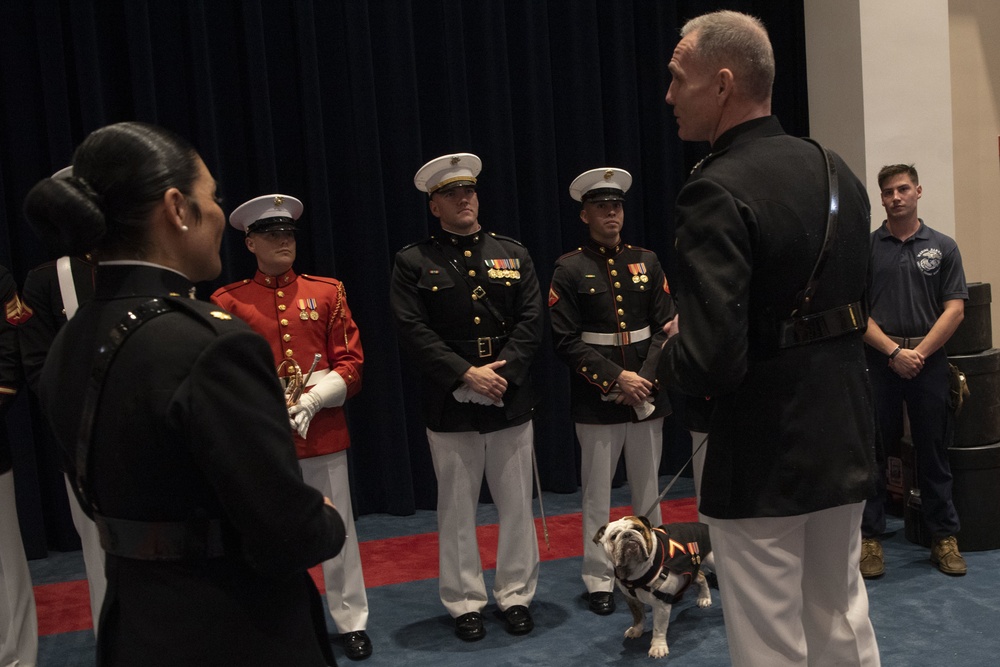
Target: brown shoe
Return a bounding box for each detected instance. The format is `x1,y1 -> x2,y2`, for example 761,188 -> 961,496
859,538 -> 885,578
931,536 -> 967,576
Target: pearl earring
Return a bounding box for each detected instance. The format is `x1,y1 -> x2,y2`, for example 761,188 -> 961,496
180,225 -> 190,232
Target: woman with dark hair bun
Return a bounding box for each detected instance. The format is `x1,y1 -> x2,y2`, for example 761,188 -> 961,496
24,122 -> 346,667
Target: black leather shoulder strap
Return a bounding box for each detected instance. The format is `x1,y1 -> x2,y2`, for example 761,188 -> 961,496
430,239 -> 509,332
73,298 -> 174,515
793,139 -> 839,317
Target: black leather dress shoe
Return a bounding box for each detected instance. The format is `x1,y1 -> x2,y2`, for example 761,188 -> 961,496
343,630 -> 372,660
502,605 -> 534,635
589,591 -> 616,615
455,611 -> 486,641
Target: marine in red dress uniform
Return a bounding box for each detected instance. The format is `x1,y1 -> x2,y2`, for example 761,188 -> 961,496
211,194 -> 372,661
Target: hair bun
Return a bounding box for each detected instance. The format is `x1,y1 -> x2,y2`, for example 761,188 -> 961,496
68,175 -> 106,213
23,176 -> 107,256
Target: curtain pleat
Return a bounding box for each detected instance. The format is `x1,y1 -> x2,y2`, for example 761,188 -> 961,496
0,0 -> 807,555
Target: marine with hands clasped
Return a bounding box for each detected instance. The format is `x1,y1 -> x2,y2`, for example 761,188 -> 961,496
210,195 -> 373,661
389,153 -> 543,642
548,168 -> 676,617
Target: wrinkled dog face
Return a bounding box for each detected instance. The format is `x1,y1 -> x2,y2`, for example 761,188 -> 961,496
595,516 -> 656,579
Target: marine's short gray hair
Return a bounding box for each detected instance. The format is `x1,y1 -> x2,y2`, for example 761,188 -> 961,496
681,10 -> 775,103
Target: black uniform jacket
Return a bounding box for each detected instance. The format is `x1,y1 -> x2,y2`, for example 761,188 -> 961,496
390,229 -> 543,433
550,238 -> 676,423
657,116 -> 877,519
19,255 -> 96,394
1,264 -> 24,474
40,264 -> 345,667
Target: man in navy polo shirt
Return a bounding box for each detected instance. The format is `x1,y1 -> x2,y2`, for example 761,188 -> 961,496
861,164 -> 968,578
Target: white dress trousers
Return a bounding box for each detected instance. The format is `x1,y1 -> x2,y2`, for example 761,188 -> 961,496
577,418 -> 664,593
63,475 -> 106,636
706,502 -> 881,667
299,450 -> 369,634
427,421 -> 540,617
0,470 -> 37,667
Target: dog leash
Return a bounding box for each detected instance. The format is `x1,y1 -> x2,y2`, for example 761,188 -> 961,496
641,432 -> 708,519
531,444 -> 550,550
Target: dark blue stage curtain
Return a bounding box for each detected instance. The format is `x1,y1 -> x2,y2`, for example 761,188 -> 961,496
0,0 -> 807,556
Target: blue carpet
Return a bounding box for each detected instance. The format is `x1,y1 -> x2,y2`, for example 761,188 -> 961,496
30,476 -> 1000,666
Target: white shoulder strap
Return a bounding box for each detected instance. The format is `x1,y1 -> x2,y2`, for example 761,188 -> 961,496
56,255 -> 80,320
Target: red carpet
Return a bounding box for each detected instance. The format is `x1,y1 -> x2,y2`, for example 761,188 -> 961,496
36,498 -> 697,636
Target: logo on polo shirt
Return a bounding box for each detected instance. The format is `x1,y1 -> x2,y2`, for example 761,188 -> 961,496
916,248 -> 943,276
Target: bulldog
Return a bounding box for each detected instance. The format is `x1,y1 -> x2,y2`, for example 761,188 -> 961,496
594,516 -> 714,659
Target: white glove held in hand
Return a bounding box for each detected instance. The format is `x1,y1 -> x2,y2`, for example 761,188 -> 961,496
601,390 -> 655,420
632,397 -> 656,420
452,385 -> 504,407
288,371 -> 347,438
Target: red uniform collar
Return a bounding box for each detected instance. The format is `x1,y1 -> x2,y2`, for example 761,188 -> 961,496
253,268 -> 297,289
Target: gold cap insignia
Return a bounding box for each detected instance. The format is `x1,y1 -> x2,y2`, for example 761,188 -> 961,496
450,156 -> 461,165
273,195 -> 284,206
604,170 -> 615,180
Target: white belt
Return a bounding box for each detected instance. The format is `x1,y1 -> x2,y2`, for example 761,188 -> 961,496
305,368 -> 329,388
580,326 -> 651,347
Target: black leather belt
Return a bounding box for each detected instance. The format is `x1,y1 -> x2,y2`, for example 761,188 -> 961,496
446,335 -> 509,358
887,334 -> 926,349
96,514 -> 226,561
777,301 -> 863,349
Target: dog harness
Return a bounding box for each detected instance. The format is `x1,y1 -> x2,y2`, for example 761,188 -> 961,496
621,523 -> 710,604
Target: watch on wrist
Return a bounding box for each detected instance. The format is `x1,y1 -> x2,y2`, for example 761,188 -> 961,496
888,345 -> 902,362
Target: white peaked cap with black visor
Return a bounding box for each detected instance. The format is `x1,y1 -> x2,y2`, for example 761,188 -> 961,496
414,153 -> 482,195
229,194 -> 304,234
569,167 -> 632,203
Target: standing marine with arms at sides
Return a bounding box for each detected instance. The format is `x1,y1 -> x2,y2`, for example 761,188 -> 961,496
0,264 -> 38,667
23,121 -> 345,667
548,167 -> 676,616
211,193 -> 372,661
389,153 -> 543,643
656,10 -> 880,666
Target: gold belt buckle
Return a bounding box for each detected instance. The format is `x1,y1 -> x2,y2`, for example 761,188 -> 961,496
477,337 -> 493,358
471,286 -> 487,301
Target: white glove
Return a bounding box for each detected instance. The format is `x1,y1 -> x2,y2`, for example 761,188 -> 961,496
601,390 -> 655,420
288,371 -> 347,439
633,396 -> 656,421
452,385 -> 504,407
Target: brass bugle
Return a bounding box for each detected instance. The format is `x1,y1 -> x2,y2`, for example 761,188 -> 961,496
277,353 -> 323,408
302,353 -> 322,388
277,358 -> 303,408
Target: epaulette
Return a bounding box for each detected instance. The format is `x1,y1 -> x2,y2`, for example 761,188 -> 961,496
556,248 -> 584,262
210,279 -> 253,296
689,144 -> 734,176
162,296 -> 247,336
298,274 -> 341,287
29,259 -> 59,272
397,237 -> 434,253
624,243 -> 655,254
488,231 -> 526,248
